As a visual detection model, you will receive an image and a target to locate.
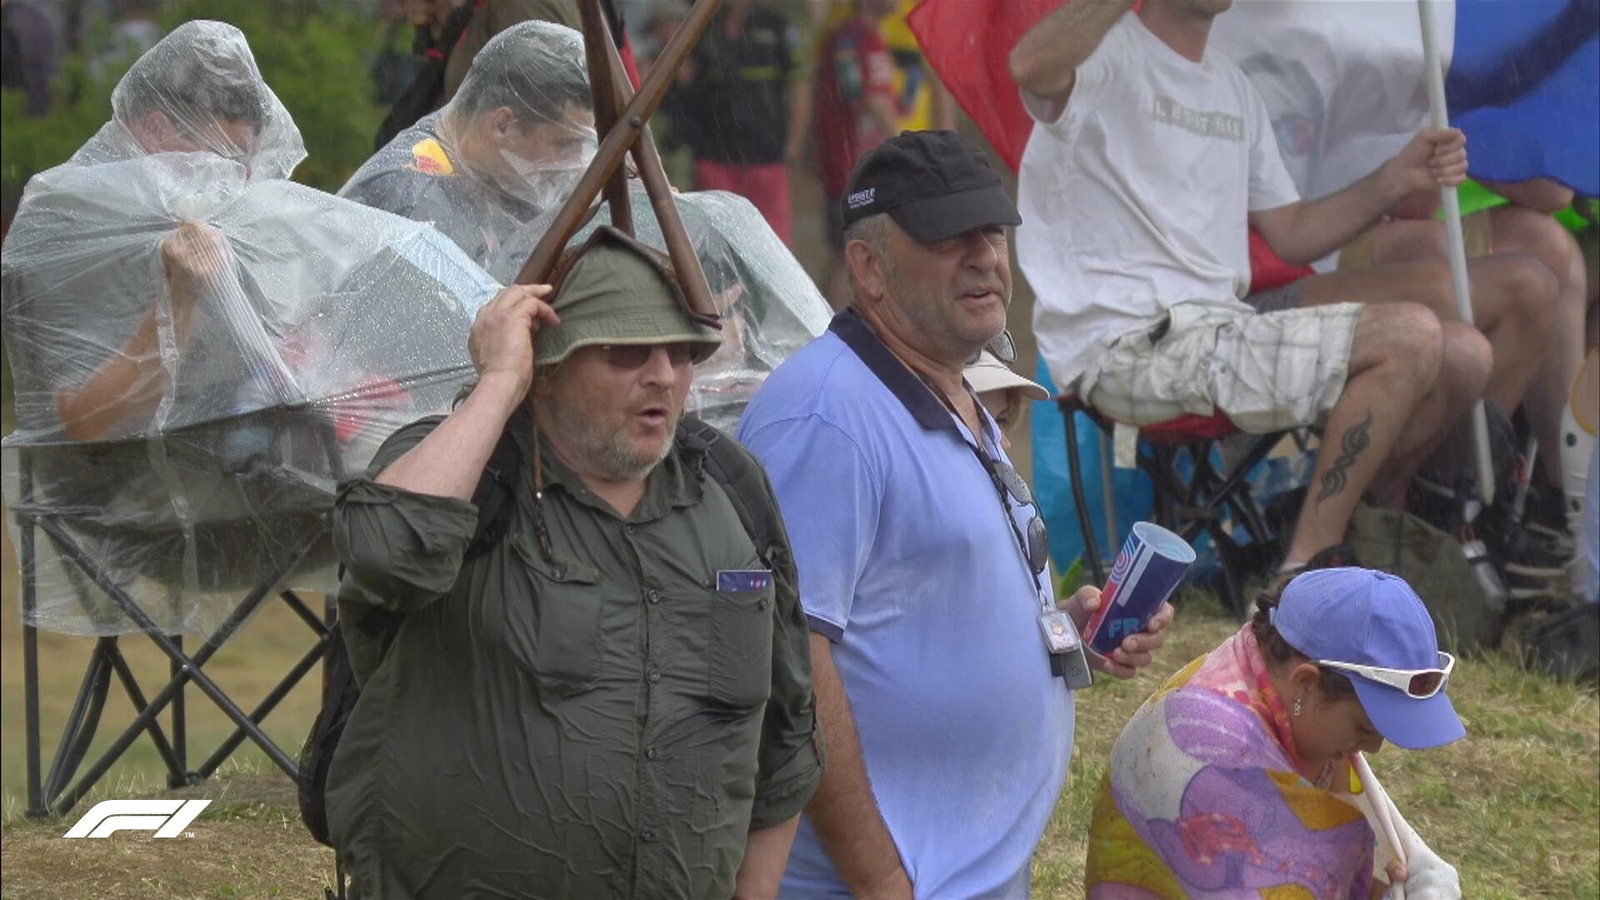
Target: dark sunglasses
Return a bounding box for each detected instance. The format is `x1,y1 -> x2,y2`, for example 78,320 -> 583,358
598,342 -> 698,370
1317,652 -> 1456,699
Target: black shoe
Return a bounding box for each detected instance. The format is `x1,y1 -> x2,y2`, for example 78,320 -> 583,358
1502,566 -> 1566,603
1479,509 -> 1569,577
1523,472 -> 1576,540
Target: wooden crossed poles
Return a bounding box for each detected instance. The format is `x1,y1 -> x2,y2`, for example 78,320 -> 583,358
515,0 -> 722,329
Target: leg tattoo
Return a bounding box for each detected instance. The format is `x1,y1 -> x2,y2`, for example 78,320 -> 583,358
1316,411 -> 1373,502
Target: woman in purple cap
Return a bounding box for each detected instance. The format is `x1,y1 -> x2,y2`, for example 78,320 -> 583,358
1085,567 -> 1465,898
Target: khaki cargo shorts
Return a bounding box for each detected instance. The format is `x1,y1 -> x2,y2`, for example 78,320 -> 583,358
1080,301 -> 1363,433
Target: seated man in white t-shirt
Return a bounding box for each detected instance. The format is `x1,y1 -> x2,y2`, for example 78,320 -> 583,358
1010,0 -> 1503,572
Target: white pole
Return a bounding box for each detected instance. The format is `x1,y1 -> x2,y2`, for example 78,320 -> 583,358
1418,0 -> 1496,505
1355,752 -> 1408,900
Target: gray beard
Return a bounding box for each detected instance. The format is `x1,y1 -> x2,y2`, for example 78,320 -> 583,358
543,389 -> 677,483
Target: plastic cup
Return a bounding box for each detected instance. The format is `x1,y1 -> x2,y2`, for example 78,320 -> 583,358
1084,521 -> 1196,657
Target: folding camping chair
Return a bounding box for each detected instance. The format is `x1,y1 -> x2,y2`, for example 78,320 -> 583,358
1058,396 -> 1294,616
12,409 -> 342,819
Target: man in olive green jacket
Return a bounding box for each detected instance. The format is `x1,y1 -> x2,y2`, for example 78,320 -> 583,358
327,229 -> 823,899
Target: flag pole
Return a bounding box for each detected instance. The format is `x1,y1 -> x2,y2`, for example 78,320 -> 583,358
1355,753 -> 1408,900
1417,0 -> 1495,505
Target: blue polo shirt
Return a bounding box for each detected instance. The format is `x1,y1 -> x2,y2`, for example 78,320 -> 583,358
738,313 -> 1076,899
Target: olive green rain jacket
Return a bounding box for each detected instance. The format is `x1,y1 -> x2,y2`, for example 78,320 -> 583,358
325,415 -> 822,898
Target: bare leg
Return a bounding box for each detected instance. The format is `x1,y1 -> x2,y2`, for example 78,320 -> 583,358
1345,212 -> 1574,482
1367,321 -> 1493,503
1299,234 -> 1556,417
1285,303 -> 1446,564
1485,206 -> 1587,483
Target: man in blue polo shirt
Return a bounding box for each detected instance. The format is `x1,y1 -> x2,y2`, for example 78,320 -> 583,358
738,129 -> 1177,899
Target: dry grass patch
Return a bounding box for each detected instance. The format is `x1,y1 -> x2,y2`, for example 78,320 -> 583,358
0,775 -> 334,899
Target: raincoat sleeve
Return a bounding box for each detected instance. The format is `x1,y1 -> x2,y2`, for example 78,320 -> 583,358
333,417 -> 480,614
748,470 -> 826,829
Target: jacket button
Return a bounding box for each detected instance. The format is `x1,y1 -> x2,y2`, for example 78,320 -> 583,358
646,588 -> 662,604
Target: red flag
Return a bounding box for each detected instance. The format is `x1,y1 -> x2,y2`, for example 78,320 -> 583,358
906,0 -> 1063,174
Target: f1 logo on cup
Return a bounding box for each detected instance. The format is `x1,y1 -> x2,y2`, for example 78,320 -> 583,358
62,799 -> 211,838
1104,616 -> 1143,642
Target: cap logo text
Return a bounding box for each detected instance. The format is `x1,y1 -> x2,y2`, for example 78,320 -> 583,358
846,188 -> 876,210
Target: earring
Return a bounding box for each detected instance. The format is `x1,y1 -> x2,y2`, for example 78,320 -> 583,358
1292,697 -> 1304,717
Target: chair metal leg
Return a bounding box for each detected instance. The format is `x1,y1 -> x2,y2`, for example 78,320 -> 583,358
1133,431 -> 1292,611
42,641 -> 114,800
22,549 -> 49,817
170,634 -> 188,789
197,637 -> 326,778
102,642 -> 186,779
20,459 -> 49,819
27,514 -> 324,816
1060,401 -> 1107,584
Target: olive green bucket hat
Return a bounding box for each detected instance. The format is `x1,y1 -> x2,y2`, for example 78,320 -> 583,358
534,227 -> 723,366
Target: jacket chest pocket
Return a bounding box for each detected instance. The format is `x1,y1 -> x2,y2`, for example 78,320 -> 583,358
683,577 -> 776,710
511,536 -> 604,694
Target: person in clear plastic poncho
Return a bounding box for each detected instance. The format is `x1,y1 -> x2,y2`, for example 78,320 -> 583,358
340,20 -> 598,276
0,21 -> 498,637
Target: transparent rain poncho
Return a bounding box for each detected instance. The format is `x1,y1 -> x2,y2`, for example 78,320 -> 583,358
493,188 -> 834,432
338,20 -> 598,277
1,21 -> 499,637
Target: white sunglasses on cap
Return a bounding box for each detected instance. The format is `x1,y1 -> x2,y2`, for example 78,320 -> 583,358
1315,651 -> 1455,699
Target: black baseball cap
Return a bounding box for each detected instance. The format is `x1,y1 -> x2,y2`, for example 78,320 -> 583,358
840,130 -> 1021,243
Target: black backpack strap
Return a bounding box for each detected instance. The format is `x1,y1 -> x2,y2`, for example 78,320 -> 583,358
466,419 -> 524,561
678,419 -> 783,565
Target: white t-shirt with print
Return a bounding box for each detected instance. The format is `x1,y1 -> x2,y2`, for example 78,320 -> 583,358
1018,13 -> 1301,390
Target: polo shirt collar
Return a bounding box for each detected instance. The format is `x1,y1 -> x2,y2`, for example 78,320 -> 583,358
828,311 -> 999,447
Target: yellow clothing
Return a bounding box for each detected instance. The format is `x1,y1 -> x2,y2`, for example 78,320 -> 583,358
405,137 -> 455,177
820,0 -> 940,132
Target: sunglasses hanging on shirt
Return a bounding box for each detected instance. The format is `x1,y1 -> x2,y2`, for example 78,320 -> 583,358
965,413 -> 1093,690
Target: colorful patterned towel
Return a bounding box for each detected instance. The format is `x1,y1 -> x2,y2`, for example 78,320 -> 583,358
1086,626 -> 1376,898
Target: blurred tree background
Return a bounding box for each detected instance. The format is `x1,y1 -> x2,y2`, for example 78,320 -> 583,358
2,0 -> 389,207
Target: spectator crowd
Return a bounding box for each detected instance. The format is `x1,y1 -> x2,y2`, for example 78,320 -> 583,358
2,0 -> 1597,898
